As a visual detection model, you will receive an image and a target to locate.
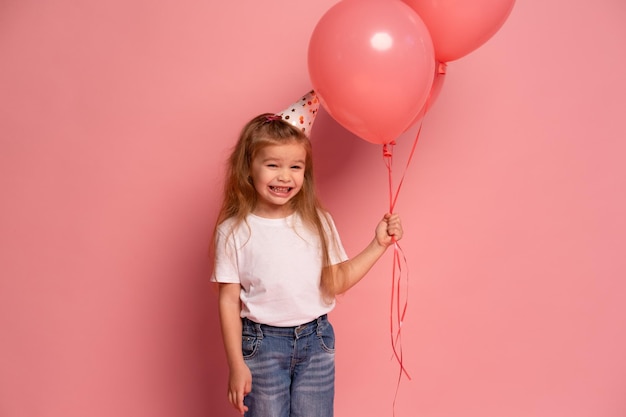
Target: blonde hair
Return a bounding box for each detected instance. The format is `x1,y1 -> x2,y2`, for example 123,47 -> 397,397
212,113 -> 337,299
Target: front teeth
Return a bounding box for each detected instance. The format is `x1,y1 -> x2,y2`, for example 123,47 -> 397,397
271,186 -> 290,193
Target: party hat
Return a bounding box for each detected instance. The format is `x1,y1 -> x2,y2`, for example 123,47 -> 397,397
278,90 -> 320,136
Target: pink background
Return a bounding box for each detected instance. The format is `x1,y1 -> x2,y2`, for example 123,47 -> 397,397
1,1 -> 625,416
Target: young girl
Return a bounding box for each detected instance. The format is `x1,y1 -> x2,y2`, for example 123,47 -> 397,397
211,110 -> 403,417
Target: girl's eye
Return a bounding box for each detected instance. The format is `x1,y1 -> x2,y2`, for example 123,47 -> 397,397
291,166 -> 303,170
266,164 -> 278,168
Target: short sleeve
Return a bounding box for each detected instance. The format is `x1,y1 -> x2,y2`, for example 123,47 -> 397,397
210,224 -> 241,284
323,213 -> 349,265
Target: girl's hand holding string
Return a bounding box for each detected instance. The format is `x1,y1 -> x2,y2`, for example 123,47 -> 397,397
376,213 -> 403,248
329,213 -> 404,295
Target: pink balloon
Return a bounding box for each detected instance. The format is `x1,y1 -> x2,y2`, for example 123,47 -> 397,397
403,0 -> 516,62
308,0 -> 435,145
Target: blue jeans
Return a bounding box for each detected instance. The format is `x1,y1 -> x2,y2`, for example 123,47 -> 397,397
242,315 -> 335,417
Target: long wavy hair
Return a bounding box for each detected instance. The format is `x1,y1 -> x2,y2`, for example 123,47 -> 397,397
212,113 -> 337,299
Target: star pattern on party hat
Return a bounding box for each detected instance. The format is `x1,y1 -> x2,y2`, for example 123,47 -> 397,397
278,90 -> 320,136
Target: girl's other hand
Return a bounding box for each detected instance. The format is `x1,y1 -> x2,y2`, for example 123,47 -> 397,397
228,363 -> 252,414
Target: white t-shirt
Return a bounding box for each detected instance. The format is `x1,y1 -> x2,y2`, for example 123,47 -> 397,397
211,212 -> 348,326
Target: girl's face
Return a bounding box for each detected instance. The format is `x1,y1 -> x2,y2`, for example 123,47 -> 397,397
250,141 -> 307,218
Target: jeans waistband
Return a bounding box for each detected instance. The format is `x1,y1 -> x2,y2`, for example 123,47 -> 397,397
242,314 -> 328,339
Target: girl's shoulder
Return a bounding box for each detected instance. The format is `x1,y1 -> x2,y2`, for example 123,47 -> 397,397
216,216 -> 237,231
315,209 -> 336,226
216,216 -> 249,238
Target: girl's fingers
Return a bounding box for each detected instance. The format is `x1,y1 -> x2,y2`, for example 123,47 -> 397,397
236,391 -> 246,414
236,392 -> 245,414
229,389 -> 248,415
386,215 -> 403,239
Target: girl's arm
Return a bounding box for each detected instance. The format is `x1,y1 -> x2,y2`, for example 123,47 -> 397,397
217,283 -> 251,415
327,213 -> 403,295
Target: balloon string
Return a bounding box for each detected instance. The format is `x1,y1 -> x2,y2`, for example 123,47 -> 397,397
383,143 -> 411,381
386,120 -> 424,212
382,120 -> 425,414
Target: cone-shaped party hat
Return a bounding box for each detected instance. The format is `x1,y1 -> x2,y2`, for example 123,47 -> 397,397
278,90 -> 320,137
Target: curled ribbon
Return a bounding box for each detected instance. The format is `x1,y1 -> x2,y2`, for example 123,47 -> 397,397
382,120 -> 424,414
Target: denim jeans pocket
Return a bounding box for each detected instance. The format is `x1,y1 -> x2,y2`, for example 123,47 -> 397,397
242,329 -> 261,359
317,321 -> 336,353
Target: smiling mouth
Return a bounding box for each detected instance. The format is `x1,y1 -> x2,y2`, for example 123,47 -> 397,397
270,186 -> 292,193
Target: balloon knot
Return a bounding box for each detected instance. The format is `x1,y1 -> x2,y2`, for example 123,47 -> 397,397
383,141 -> 396,158
437,61 -> 448,75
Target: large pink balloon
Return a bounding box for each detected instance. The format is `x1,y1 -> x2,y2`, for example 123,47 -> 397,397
403,0 -> 516,62
308,0 -> 435,145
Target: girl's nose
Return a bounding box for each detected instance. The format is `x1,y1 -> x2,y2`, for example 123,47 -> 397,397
277,169 -> 291,181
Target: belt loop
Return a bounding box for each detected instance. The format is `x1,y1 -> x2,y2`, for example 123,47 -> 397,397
254,322 -> 264,339
316,314 -> 325,336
